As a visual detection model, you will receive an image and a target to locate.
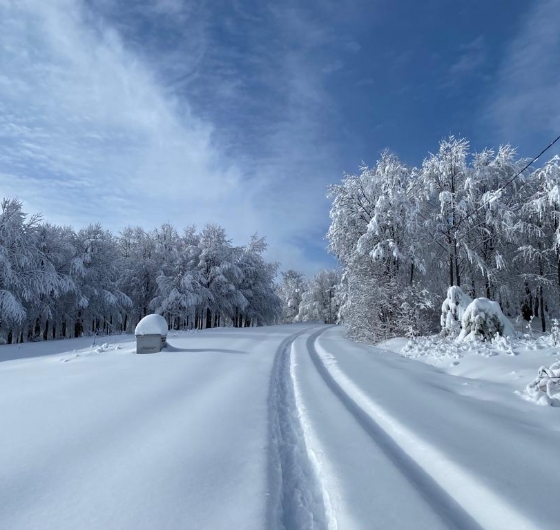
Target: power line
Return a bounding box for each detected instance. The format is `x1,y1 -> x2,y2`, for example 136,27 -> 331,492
441,133 -> 560,241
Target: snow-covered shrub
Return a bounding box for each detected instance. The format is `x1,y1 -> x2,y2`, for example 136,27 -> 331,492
401,335 -> 466,364
457,298 -> 516,342
526,362 -> 560,406
440,286 -> 472,337
491,334 -> 516,355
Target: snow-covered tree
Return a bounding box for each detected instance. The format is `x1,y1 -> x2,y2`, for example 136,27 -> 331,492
149,226 -> 203,330
236,235 -> 281,327
117,226 -> 160,330
196,224 -> 246,328
514,157 -> 560,332
327,151 -> 426,340
327,136 -> 560,341
0,199 -> 73,343
0,200 -> 281,343
296,269 -> 340,324
457,298 -> 516,342
278,270 -> 306,323
70,224 -> 131,337
441,286 -> 472,337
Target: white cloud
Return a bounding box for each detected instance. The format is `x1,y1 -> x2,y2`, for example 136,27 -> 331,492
0,0 -> 337,275
487,0 -> 560,144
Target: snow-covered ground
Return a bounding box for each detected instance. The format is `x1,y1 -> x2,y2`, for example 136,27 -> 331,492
2,325 -> 560,529
380,328 -> 560,405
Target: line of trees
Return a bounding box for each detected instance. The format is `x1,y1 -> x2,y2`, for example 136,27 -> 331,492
326,137 -> 560,341
0,198 -> 281,344
277,269 -> 340,325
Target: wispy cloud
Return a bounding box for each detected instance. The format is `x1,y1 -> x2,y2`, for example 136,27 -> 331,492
442,36 -> 486,88
486,0 -> 560,145
0,0 -> 343,274
449,36 -> 485,77
0,0 -> 234,208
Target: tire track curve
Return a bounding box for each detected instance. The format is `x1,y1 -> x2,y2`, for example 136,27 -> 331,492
266,327 -> 330,530
306,328 -> 485,530
307,327 -> 539,530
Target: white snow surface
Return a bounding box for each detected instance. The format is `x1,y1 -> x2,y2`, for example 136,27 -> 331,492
2,324 -> 560,529
458,297 -> 516,341
526,360 -> 560,406
134,313 -> 169,336
440,285 -> 471,335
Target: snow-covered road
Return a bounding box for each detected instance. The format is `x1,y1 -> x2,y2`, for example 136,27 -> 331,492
1,325 -> 559,529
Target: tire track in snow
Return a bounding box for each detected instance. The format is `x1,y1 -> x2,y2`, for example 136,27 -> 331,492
306,329 -> 476,530
267,328 -> 331,530
306,328 -> 519,530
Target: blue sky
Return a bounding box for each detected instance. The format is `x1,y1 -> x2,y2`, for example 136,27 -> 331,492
1,0 -> 559,274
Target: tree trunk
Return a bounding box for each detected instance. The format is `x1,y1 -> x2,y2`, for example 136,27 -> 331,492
521,282 -> 533,321
454,243 -> 460,287
540,287 -> 546,333
449,253 -> 454,287
557,252 -> 560,306
534,295 -> 539,318
539,255 -> 546,332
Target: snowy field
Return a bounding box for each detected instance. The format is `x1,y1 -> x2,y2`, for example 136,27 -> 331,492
2,325 -> 560,529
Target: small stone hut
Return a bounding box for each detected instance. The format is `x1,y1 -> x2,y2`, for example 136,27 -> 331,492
135,314 -> 168,354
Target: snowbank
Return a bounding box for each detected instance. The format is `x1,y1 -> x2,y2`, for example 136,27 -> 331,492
391,329 -> 560,409
458,298 -> 515,342
134,314 -> 168,336
526,362 -> 560,406
440,286 -> 472,336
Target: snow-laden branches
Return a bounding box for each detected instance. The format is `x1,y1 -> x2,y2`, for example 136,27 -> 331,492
326,137 -> 560,340
0,200 -> 281,343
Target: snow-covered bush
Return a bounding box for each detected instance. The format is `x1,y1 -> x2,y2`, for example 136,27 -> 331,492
526,362 -> 560,406
490,334 -> 515,355
457,298 -> 516,342
440,286 -> 472,337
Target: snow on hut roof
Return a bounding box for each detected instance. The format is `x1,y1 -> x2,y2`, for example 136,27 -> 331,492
135,314 -> 168,336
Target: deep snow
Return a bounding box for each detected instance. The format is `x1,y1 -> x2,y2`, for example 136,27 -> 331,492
2,324 -> 560,529
0,325 -> 316,530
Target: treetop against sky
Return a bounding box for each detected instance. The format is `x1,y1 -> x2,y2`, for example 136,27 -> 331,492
0,0 -> 559,274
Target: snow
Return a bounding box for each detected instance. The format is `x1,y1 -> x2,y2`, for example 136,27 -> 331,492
0,325 -> 316,530
2,324 -> 560,529
440,286 -> 471,336
380,326 -> 560,410
134,314 -> 168,336
526,361 -> 560,405
458,297 -> 516,341
311,329 -> 536,530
